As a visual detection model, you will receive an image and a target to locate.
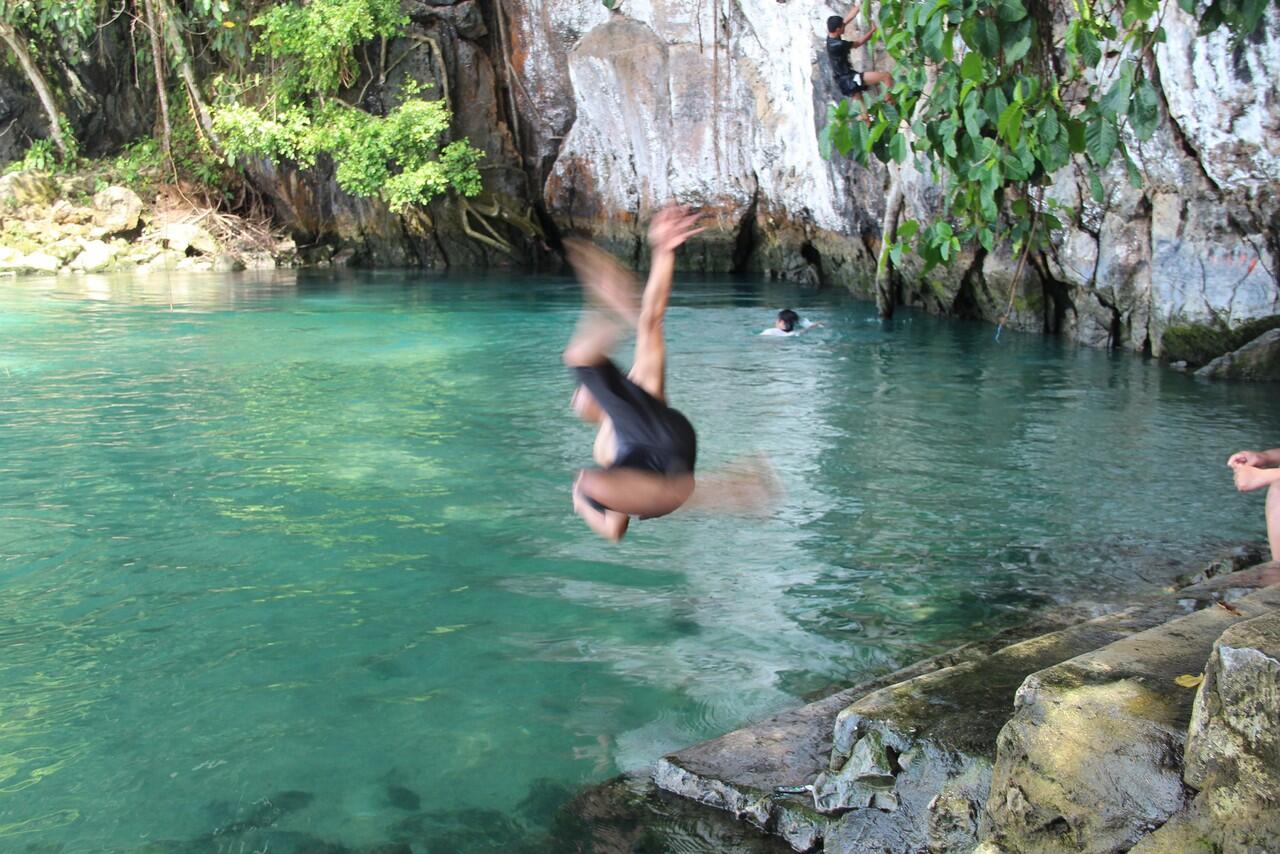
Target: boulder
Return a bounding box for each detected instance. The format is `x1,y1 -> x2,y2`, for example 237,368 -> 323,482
1195,328 -> 1280,382
0,250 -> 61,273
154,222 -> 219,255
0,171 -> 57,207
69,240 -> 117,273
241,251 -> 277,270
982,585 -> 1280,854
212,253 -> 245,273
138,249 -> 185,273
1131,610 -> 1280,853
50,199 -> 93,225
92,185 -> 144,234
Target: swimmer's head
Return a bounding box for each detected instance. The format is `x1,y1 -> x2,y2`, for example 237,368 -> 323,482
571,385 -> 603,423
776,309 -> 800,333
827,15 -> 845,35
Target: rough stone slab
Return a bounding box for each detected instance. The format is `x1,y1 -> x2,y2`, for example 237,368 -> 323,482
1177,559 -> 1280,602
654,603 -> 1187,853
652,627 -> 1068,852
1130,610 -> 1280,853
808,604 -> 1187,853
983,585 -> 1280,854
1196,327 -> 1280,382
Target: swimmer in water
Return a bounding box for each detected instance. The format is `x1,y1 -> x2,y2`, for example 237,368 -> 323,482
760,308 -> 823,336
563,204 -> 705,542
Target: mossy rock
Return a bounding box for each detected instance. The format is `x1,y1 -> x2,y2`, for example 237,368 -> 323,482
1162,315 -> 1280,366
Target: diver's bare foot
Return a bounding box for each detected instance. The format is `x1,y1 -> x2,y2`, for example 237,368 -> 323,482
565,238 -> 641,326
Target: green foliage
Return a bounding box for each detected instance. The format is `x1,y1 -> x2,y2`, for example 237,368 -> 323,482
216,95 -> 483,211
212,0 -> 483,212
253,0 -> 406,95
1180,0 -> 1279,42
821,0 -> 1274,275
110,116 -> 232,197
4,118 -> 79,174
0,0 -> 95,44
4,137 -> 57,174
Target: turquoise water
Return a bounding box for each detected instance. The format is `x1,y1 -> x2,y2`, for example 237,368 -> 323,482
1,271 -> 1277,851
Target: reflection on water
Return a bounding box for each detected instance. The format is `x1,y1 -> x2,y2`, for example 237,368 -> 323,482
1,270 -> 1277,850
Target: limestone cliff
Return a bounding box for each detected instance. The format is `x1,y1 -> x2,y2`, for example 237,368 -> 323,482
1,0 -> 1274,350
505,0 -> 1280,351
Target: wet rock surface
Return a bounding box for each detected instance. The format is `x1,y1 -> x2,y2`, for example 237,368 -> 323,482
1131,607 -> 1280,853
653,552 -> 1278,853
807,603 -> 1186,852
983,584 -> 1280,854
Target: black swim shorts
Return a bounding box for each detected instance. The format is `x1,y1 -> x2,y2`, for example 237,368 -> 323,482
573,359 -> 697,477
837,71 -> 865,96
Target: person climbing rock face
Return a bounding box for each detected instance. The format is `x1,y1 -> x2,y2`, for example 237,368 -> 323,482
825,4 -> 894,122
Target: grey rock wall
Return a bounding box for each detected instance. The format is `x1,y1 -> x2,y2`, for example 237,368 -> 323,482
505,0 -> 1280,351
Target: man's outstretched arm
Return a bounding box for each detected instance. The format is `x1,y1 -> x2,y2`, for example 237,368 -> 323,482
630,205 -> 704,398
842,3 -> 862,26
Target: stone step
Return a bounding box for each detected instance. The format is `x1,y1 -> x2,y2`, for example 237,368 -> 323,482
1176,559 -> 1280,602
982,584 -> 1280,854
654,599 -> 1196,852
1128,608 -> 1280,853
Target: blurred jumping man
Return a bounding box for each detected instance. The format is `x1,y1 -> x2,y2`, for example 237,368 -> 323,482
563,206 -> 704,542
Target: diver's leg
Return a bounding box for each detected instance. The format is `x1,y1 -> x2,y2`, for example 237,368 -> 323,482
576,468 -> 695,519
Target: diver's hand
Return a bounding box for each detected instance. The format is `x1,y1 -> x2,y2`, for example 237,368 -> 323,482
648,204 -> 705,254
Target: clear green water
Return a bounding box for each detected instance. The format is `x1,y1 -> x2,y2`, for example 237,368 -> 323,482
1,271 -> 1277,851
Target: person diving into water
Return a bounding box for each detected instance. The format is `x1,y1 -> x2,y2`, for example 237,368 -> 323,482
563,205 -> 780,542
563,205 -> 704,542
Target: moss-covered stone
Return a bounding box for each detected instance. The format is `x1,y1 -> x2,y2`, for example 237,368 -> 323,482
1161,314 -> 1280,367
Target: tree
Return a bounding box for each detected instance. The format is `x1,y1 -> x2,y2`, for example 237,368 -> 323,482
820,0 -> 1280,318
208,0 -> 482,213
0,1 -> 95,162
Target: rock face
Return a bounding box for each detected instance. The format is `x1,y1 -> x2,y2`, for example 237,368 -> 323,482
505,0 -> 1280,349
982,585 -> 1280,854
518,1 -> 882,283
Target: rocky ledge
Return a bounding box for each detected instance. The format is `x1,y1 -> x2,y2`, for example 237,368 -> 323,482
654,554 -> 1280,853
0,171 -> 300,278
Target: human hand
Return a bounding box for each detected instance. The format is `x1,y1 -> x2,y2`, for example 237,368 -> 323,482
648,204 -> 705,254
1227,450 -> 1265,469
1233,464 -> 1271,492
